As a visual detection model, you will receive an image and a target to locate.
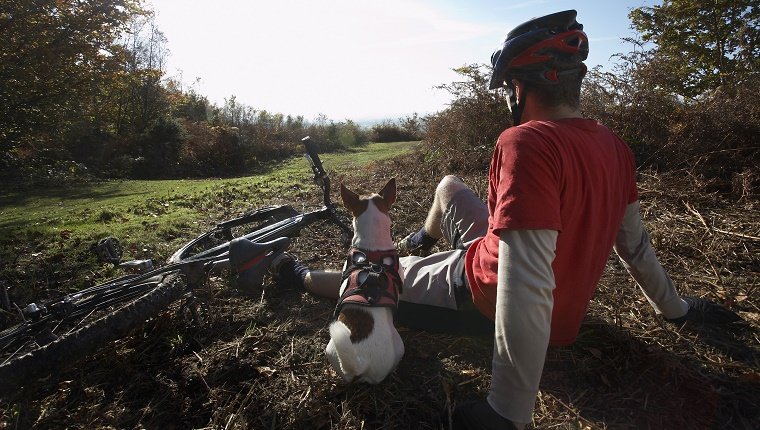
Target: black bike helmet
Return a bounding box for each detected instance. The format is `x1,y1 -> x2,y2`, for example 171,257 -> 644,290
488,10 -> 589,124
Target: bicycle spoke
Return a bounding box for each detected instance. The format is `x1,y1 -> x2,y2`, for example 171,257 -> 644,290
1,341 -> 31,366
65,308 -> 96,336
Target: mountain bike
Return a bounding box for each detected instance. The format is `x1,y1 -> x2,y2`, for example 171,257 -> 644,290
0,136 -> 352,397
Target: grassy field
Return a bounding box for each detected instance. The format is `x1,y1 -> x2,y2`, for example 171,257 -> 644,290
0,142 -> 416,274
0,141 -> 416,244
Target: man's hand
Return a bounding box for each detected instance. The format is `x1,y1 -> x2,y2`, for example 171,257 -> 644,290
453,400 -> 520,430
665,296 -> 742,325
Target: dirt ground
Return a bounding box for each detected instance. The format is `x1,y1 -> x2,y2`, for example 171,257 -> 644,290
1,153 -> 758,429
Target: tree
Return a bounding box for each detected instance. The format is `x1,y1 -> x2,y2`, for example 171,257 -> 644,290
167,86 -> 210,122
0,0 -> 143,155
114,12 -> 171,134
399,113 -> 424,140
629,0 -> 760,98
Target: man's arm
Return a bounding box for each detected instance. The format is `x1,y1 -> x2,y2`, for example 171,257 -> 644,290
613,201 -> 689,319
615,201 -> 742,324
488,229 -> 558,427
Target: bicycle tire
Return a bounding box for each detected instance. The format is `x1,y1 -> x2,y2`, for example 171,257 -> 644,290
0,272 -> 185,398
0,273 -> 167,354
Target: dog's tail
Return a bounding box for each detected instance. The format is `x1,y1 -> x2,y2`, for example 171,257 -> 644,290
329,321 -> 367,379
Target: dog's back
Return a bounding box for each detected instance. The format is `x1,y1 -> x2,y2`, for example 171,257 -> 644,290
326,179 -> 405,384
327,305 -> 403,383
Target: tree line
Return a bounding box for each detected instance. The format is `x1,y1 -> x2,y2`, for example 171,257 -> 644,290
0,0 -> 422,184
3,0 -> 757,195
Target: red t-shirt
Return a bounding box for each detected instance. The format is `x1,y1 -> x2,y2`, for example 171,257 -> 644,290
465,118 -> 638,346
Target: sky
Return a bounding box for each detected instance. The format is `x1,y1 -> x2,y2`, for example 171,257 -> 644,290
149,0 -> 659,123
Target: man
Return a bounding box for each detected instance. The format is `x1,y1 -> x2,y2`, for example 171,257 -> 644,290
272,10 -> 740,429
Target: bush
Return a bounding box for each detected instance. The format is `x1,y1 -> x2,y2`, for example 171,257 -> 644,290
369,117 -> 421,143
663,86 -> 759,195
422,65 -> 510,173
177,121 -> 249,177
129,116 -> 187,179
581,64 -> 680,167
582,61 -> 759,198
337,120 -> 369,147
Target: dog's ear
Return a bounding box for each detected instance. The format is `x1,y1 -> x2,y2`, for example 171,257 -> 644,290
340,183 -> 364,216
379,178 -> 396,207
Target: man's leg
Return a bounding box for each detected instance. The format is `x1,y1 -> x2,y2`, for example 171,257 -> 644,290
396,179 -> 491,335
305,270 -> 342,299
401,175 -> 474,254
398,175 -> 488,311
424,175 -> 472,238
269,254 -> 341,299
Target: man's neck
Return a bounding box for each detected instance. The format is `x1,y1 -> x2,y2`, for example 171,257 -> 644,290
521,100 -> 583,123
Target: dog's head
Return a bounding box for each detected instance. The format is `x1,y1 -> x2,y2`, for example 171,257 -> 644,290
340,179 -> 396,249
340,178 -> 396,217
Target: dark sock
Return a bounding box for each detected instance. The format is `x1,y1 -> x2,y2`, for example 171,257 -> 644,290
278,259 -> 309,289
409,228 -> 439,251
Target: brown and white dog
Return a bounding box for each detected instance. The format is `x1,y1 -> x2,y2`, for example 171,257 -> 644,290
325,178 -> 405,384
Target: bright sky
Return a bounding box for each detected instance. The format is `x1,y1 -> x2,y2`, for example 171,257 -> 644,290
149,0 -> 658,123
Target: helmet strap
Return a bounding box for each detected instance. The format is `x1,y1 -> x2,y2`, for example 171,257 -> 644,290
506,82 -> 525,126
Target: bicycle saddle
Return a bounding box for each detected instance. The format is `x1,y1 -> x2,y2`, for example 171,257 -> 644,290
229,237 -> 291,292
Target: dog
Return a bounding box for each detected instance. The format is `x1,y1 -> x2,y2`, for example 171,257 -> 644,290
325,178 -> 405,384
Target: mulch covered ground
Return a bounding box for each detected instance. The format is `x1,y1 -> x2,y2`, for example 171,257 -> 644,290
2,152 -> 758,429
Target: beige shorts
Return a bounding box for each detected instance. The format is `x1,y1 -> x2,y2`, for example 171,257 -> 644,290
396,187 -> 491,334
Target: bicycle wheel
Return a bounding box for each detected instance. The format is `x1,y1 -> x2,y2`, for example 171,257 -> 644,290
0,274 -> 159,354
0,272 -> 185,398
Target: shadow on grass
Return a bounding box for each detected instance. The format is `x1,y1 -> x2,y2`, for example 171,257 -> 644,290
0,181 -> 139,208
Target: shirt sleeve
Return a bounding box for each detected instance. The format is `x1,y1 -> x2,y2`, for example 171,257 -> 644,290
490,129 -> 561,233
614,201 -> 688,318
487,229 -> 557,424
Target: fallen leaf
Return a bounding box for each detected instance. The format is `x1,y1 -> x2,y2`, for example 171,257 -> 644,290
255,366 -> 277,377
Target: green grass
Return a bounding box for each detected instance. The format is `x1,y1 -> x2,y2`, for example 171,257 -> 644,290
0,141 -> 417,287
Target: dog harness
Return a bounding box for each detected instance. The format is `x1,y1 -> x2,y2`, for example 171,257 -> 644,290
334,248 -> 403,319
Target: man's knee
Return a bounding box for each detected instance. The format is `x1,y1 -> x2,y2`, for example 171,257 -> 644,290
436,175 -> 469,206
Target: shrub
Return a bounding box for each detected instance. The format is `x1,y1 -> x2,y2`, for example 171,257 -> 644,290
130,116 -> 187,178
582,60 -> 759,197
581,64 -> 680,167
422,65 -> 510,173
369,117 -> 421,143
177,121 -> 248,177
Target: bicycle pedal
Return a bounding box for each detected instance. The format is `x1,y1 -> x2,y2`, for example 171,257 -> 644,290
93,236 -> 123,264
119,259 -> 154,273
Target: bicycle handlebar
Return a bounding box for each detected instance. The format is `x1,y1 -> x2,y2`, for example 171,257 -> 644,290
301,136 -> 325,178
301,136 -> 333,207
